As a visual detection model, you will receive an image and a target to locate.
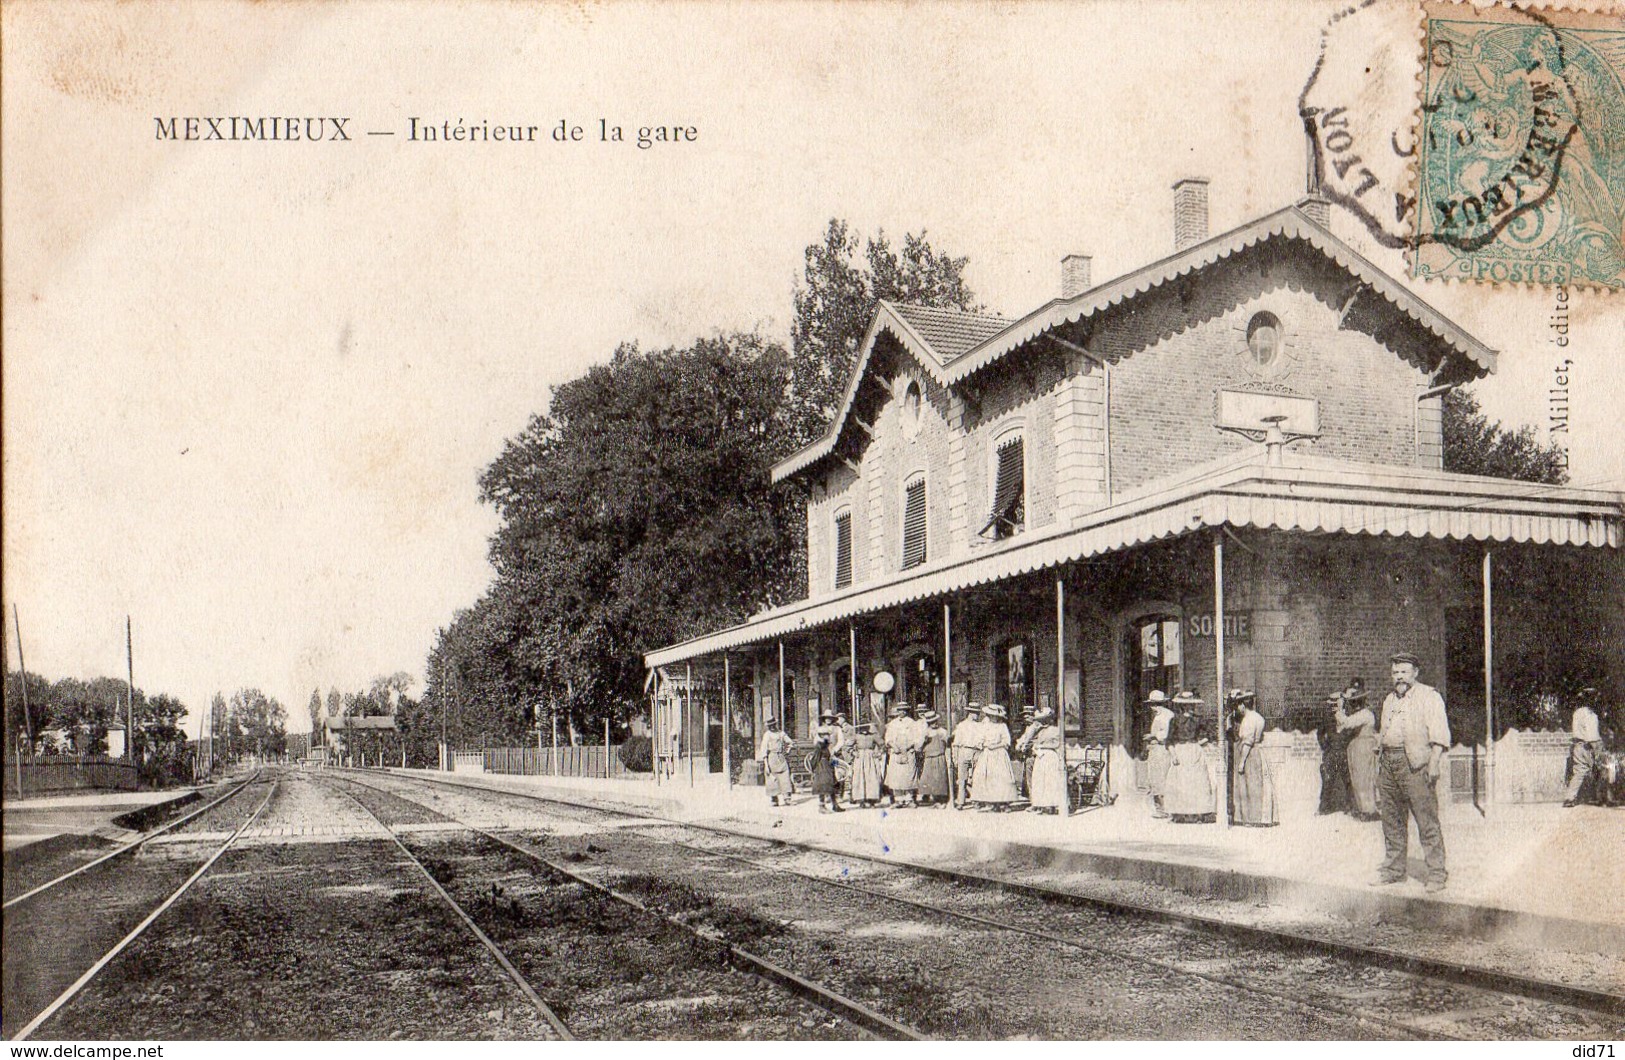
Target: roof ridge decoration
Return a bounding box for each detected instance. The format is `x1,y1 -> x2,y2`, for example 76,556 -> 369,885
772,204 -> 1500,485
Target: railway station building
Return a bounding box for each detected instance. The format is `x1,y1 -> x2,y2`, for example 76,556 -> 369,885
645,183 -> 1624,811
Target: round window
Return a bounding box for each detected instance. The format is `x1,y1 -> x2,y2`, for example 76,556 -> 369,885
1246,312 -> 1282,368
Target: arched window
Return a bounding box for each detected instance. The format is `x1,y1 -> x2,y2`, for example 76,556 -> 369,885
1246,312 -> 1282,368
902,380 -> 924,440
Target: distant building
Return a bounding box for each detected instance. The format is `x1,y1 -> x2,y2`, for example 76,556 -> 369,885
647,183 -> 1624,800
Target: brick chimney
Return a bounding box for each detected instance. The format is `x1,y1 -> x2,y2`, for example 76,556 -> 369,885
1060,253 -> 1092,298
1172,178 -> 1209,251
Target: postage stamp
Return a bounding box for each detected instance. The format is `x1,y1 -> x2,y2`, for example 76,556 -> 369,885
1412,2 -> 1625,288
1301,0 -> 1625,289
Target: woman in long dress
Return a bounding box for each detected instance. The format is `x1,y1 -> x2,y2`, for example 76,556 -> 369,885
1143,691 -> 1175,819
1229,690 -> 1277,826
971,704 -> 1019,810
915,710 -> 951,805
1336,678 -> 1379,820
1026,707 -> 1068,814
758,718 -> 794,807
849,723 -> 886,806
810,709 -> 843,813
1316,692 -> 1353,815
883,705 -> 922,806
1164,695 -> 1216,823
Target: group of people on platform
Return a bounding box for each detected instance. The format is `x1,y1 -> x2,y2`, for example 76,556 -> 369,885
755,699 -> 1071,814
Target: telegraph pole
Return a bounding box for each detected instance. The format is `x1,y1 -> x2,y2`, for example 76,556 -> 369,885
126,616 -> 136,764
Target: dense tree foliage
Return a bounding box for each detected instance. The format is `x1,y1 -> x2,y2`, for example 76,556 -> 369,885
1442,388 -> 1569,485
786,221 -> 980,446
4,670 -> 190,781
417,223 -> 984,746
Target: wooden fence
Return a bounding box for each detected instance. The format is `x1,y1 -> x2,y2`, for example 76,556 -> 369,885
481,744 -> 635,780
3,755 -> 140,797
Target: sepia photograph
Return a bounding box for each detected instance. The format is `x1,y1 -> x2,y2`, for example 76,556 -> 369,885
3,0 -> 1622,1046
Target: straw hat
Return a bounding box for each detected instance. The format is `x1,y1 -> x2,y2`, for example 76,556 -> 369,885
1171,690 -> 1204,708
1144,690 -> 1170,705
1342,677 -> 1368,702
1033,707 -> 1055,722
983,703 -> 1008,720
919,709 -> 939,723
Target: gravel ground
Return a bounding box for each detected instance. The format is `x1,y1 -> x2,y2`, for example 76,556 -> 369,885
664,827 -> 1625,1040
321,773 -> 865,1039
1,834 -> 116,904
3,833 -> 204,1037
33,771 -> 559,1040
342,773 -> 1375,1039
352,773 -> 1625,1040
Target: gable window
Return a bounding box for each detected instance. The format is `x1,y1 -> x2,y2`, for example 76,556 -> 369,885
833,510 -> 853,589
901,474 -> 928,569
1246,311 -> 1282,368
902,380 -> 923,440
983,434 -> 1025,540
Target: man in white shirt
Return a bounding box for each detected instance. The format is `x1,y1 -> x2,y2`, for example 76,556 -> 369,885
1373,652 -> 1451,893
1565,687 -> 1603,808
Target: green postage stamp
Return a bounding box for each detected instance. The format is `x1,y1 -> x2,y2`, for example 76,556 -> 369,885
1412,2 -> 1625,289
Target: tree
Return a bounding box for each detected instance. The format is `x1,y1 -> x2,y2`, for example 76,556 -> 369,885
226,688 -> 287,761
451,333 -> 805,737
4,669 -> 53,753
1442,388 -> 1569,484
787,220 -> 981,446
306,689 -> 322,737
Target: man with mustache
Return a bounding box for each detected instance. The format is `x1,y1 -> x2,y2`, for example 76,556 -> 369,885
1372,652 -> 1452,893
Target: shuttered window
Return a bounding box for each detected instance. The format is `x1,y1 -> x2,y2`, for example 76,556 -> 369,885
834,511 -> 853,589
983,435 -> 1025,539
901,476 -> 927,569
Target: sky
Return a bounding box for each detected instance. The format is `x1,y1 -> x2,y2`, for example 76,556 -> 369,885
4,0 -> 1620,736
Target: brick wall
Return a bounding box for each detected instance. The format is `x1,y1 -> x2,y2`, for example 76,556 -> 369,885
1099,260 -> 1437,495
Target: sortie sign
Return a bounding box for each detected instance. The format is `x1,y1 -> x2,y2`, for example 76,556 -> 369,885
1186,612 -> 1252,641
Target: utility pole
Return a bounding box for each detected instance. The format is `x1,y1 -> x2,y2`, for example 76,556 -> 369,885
126,616 -> 136,764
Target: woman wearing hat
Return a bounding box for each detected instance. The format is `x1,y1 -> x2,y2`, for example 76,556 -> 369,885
883,703 -> 923,807
1026,707 -> 1068,815
1143,691 -> 1176,819
1228,690 -> 1277,826
1164,691 -> 1216,823
757,717 -> 795,808
971,704 -> 1019,810
848,722 -> 886,806
809,710 -> 843,813
1335,678 -> 1379,819
1316,691 -> 1354,816
915,709 -> 951,805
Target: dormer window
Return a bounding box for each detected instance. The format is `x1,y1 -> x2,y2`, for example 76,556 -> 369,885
983,434 -> 1025,540
833,509 -> 853,589
901,474 -> 927,569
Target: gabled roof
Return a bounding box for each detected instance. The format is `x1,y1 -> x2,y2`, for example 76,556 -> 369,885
651,448 -> 1621,668
773,204 -> 1499,485
890,303 -> 1013,361
773,301 -> 1013,483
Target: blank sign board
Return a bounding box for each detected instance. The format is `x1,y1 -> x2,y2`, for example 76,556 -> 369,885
1215,389 -> 1320,436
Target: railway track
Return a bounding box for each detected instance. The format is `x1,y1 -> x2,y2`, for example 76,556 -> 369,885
352,769 -> 1625,1040
317,772 -> 919,1040
3,769 -> 265,909
5,776 -> 279,1041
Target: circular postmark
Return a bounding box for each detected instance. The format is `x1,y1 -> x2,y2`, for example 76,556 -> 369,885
1299,1 -> 1621,288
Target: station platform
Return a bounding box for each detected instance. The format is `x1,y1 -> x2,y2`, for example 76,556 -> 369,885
0,787 -> 199,851
393,766 -> 1624,957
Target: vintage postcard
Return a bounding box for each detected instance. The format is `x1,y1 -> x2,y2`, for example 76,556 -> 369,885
3,0 -> 1622,1048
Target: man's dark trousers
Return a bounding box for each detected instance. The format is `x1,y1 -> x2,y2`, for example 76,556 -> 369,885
1377,747 -> 1447,885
